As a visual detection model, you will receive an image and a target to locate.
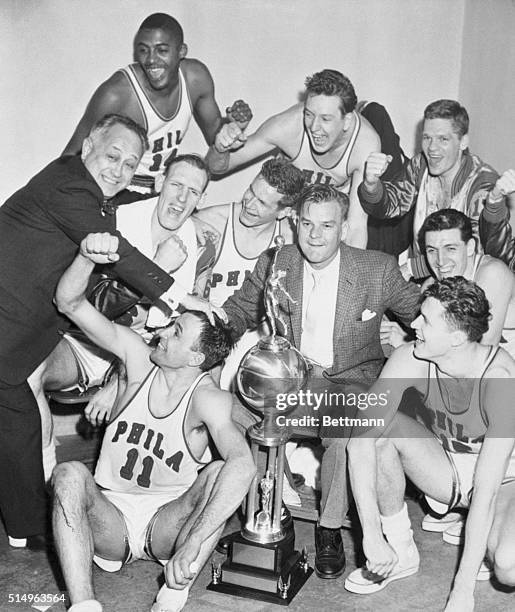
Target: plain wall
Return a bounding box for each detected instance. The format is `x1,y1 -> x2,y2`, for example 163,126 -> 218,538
459,0 -> 515,172
2,0 -> 466,205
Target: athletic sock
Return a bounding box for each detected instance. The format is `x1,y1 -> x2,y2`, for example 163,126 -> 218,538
151,584 -> 190,612
380,503 -> 418,563
68,600 -> 103,612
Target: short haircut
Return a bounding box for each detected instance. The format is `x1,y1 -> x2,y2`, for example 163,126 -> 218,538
165,153 -> 210,191
189,311 -> 235,371
424,99 -> 469,137
260,159 -> 306,209
298,183 -> 349,222
418,209 -> 474,252
89,114 -> 148,152
137,13 -> 184,45
305,69 -> 357,115
422,277 -> 490,343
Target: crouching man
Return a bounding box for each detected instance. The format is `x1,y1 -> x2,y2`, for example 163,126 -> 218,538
52,233 -> 255,612
346,277 -> 515,611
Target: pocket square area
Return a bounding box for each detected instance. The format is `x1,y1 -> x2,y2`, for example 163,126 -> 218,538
361,309 -> 377,321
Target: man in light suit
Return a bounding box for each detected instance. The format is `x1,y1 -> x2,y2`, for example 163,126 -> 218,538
222,184 -> 420,580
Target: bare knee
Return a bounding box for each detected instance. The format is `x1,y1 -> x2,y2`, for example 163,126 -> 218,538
493,547 -> 515,586
52,461 -> 91,500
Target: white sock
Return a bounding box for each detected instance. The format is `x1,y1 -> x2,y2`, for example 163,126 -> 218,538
380,503 -> 417,558
8,536 -> 27,548
69,600 -> 103,612
42,442 -> 57,481
151,584 -> 190,612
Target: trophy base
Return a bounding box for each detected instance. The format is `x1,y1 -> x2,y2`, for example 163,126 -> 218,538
207,532 -> 313,605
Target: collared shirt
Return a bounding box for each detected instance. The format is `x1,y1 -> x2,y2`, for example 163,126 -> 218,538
300,251 -> 340,369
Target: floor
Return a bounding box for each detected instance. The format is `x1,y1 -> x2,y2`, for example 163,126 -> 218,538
0,419 -> 513,612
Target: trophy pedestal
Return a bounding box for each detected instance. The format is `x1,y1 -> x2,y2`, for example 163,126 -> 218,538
207,530 -> 313,604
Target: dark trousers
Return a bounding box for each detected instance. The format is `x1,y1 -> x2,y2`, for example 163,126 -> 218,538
0,379 -> 46,537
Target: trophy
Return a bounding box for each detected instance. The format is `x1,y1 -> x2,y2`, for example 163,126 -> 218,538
208,236 -> 313,604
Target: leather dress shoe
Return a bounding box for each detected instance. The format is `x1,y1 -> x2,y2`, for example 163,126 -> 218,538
314,525 -> 346,579
216,505 -> 294,554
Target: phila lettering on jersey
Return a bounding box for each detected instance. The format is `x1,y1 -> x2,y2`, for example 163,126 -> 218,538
121,64 -> 193,192
208,202 -> 281,307
95,368 -> 211,498
290,111 -> 361,193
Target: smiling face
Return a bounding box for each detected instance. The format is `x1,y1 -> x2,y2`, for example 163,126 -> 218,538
155,161 -> 208,231
82,124 -> 143,198
424,228 -> 475,280
303,94 -> 349,155
411,297 -> 456,360
297,198 -> 347,269
150,312 -> 204,369
421,118 -> 468,181
134,27 -> 186,91
239,174 -> 287,228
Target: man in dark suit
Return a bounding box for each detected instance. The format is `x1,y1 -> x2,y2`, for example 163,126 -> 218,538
222,184 -> 420,579
0,114 -> 216,546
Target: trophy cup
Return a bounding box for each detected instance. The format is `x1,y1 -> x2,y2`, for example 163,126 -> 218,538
208,236 -> 313,604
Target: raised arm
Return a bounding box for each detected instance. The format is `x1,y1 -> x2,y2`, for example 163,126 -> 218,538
346,125 -> 381,248
184,59 -> 223,146
55,233 -> 145,361
205,105 -> 298,175
62,74 -> 130,156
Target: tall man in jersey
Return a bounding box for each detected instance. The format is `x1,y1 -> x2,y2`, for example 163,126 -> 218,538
63,12 -> 251,194
346,278 -> 515,612
206,69 -> 380,248
52,233 -> 255,612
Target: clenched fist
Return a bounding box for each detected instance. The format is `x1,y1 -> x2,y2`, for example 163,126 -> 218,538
364,153 -> 393,189
226,99 -> 253,130
154,234 -> 188,273
491,168 -> 515,200
80,233 -> 119,264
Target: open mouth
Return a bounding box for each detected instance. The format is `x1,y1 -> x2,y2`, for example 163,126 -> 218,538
146,67 -> 165,80
168,204 -> 185,214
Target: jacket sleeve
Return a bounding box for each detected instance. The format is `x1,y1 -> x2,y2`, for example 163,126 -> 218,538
479,200 -> 515,270
46,180 -> 174,302
358,154 -> 424,219
382,255 -> 421,326
222,249 -> 273,339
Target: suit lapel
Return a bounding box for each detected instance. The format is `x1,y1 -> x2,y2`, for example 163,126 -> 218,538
333,244 -> 358,344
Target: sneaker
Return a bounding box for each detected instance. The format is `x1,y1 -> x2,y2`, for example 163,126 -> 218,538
442,518 -> 464,546
421,511 -> 463,533
344,545 -> 419,594
151,585 -> 189,612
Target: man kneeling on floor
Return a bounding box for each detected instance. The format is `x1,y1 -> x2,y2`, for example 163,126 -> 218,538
346,277 -> 515,611
52,233 -> 255,612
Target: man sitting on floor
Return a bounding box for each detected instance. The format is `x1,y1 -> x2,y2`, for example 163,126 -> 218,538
346,277 -> 515,612
52,233 -> 255,612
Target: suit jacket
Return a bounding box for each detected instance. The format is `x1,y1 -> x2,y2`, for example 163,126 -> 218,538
223,243 -> 420,384
0,155 -> 174,384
